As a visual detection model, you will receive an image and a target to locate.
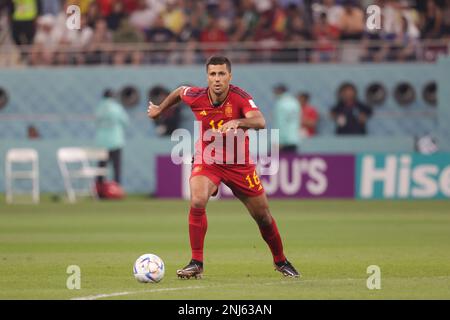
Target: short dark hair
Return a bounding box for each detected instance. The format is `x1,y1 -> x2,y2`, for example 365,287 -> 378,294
299,92 -> 310,101
338,82 -> 357,94
273,83 -> 288,93
206,56 -> 231,73
103,89 -> 114,98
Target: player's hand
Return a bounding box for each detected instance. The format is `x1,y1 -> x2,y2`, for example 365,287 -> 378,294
218,120 -> 241,134
147,101 -> 161,119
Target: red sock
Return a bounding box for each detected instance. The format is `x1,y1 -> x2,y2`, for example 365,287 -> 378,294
189,207 -> 207,262
259,217 -> 286,264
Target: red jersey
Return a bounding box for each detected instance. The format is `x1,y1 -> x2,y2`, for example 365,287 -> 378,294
180,84 -> 260,166
301,104 -> 319,137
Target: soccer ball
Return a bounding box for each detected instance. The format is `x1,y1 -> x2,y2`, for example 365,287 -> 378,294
133,254 -> 165,283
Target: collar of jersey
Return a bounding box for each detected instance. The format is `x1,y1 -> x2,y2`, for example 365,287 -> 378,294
207,86 -> 230,109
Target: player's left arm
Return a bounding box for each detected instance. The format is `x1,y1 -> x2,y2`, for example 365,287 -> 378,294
218,110 -> 266,133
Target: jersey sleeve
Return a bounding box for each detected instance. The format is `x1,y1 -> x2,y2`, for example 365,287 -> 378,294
242,97 -> 260,115
239,92 -> 260,115
179,86 -> 203,107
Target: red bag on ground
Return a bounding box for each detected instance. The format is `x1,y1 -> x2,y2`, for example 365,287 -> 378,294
96,181 -> 125,199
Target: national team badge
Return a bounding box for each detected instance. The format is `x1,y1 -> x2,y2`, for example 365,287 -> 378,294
225,103 -> 233,118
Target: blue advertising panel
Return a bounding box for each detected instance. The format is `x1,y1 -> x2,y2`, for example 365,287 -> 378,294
357,153 -> 450,199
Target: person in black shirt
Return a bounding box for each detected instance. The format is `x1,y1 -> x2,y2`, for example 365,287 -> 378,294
145,15 -> 176,64
330,83 -> 373,135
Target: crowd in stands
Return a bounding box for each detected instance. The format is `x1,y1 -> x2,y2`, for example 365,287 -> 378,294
0,0 -> 449,66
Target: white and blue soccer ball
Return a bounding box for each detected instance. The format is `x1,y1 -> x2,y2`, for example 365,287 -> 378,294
133,254 -> 165,283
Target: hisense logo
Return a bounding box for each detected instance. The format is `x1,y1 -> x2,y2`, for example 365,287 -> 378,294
360,155 -> 450,198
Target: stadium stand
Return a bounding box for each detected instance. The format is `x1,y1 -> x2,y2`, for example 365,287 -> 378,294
0,0 -> 449,66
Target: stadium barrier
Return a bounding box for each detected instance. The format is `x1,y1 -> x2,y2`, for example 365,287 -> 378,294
0,61 -> 445,141
1,39 -> 449,67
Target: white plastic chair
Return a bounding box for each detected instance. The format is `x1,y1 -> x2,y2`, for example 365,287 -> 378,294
57,147 -> 108,203
5,148 -> 40,204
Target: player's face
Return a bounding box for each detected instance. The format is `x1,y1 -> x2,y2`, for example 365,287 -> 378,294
207,64 -> 232,96
342,87 -> 356,103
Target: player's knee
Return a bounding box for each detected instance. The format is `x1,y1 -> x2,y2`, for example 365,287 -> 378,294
257,215 -> 272,227
191,195 -> 208,209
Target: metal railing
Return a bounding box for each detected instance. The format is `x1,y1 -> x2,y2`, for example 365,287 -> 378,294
0,38 -> 449,67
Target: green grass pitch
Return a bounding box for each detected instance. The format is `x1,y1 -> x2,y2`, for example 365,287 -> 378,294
0,197 -> 449,300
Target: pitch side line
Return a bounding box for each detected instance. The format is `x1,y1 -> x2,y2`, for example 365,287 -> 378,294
71,279 -> 361,300
70,279 -> 301,300
71,279 -> 351,300
71,286 -> 206,300
72,276 -> 450,300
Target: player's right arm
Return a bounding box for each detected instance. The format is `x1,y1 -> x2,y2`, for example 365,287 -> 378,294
147,86 -> 185,120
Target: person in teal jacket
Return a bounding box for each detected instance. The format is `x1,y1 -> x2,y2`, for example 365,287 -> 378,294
95,89 -> 129,185
272,83 -> 301,153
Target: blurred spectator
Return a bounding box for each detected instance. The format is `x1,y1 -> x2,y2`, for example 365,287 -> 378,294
382,0 -> 403,38
97,0 -> 113,17
399,0 -> 421,39
129,0 -> 157,31
286,7 -> 309,41
199,14 -> 228,58
330,83 -> 372,135
149,85 -> 181,136
162,0 -> 186,35
40,0 -> 61,16
113,19 -> 145,65
86,1 -> 101,28
278,0 -> 305,10
30,14 -> 60,65
106,0 -> 127,31
173,12 -> 202,64
7,0 -> 40,46
363,1 -> 420,62
235,0 -> 259,39
311,12 -> 339,62
85,18 -> 112,64
146,0 -> 166,15
254,0 -> 274,13
54,12 -> 94,65
312,0 -> 343,29
339,0 -> 364,40
272,83 -> 300,153
285,9 -> 311,61
420,0 -> 444,38
214,0 -> 235,33
65,0 -> 98,15
95,89 -> 129,185
122,0 -> 139,15
0,2 -> 22,66
443,0 -> 450,36
112,19 -> 145,65
145,14 -> 176,63
271,0 -> 288,34
391,16 -> 419,61
298,92 -> 319,137
229,14 -> 247,44
253,10 -> 284,61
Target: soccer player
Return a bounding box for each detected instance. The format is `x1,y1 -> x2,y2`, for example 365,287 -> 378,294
147,56 -> 299,279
